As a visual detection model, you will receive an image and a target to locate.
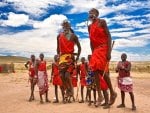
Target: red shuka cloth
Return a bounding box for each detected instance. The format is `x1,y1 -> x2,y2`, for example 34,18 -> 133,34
89,19 -> 109,72
79,63 -> 87,86
99,75 -> 108,90
117,61 -> 131,78
28,61 -> 35,77
38,61 -> 46,71
71,69 -> 77,87
59,33 -> 75,54
52,63 -> 62,86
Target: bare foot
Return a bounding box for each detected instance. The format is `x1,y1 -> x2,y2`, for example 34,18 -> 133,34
79,100 -> 84,103
132,105 -> 136,111
109,92 -> 117,105
95,97 -> 104,107
53,100 -> 59,103
88,101 -> 92,106
117,104 -> 125,108
103,104 -> 110,109
28,96 -> 33,102
45,99 -> 51,103
40,100 -> 44,104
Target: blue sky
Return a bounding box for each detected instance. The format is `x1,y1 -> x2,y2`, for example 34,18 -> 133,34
0,0 -> 150,61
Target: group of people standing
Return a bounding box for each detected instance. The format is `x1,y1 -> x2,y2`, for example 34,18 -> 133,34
25,8 -> 136,111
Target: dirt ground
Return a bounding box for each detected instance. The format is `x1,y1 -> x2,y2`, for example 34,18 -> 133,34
0,71 -> 150,113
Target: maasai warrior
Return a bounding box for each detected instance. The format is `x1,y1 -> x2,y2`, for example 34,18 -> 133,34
25,54 -> 36,102
57,20 -> 81,103
35,53 -> 50,104
116,53 -> 136,110
88,8 -> 117,106
78,57 -> 88,103
50,55 -> 63,103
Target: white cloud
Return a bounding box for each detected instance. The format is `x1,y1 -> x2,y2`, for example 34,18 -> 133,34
110,28 -> 134,32
0,0 -> 150,61
6,0 -> 67,16
114,38 -> 148,48
0,12 -> 29,27
111,31 -> 135,38
0,14 -> 69,57
33,14 -> 67,29
68,0 -> 105,14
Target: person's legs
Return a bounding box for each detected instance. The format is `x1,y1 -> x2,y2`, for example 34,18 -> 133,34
40,94 -> 43,104
53,85 -> 59,103
102,90 -> 110,109
87,88 -> 91,106
29,79 -> 35,101
79,86 -> 84,103
129,92 -> 136,110
104,72 -> 117,105
60,71 -> 67,103
85,88 -> 89,102
93,89 -> 96,104
94,70 -> 103,107
65,71 -> 73,98
45,90 -> 50,102
117,91 -> 125,108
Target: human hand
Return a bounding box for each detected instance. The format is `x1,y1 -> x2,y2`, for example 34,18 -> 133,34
107,54 -> 111,61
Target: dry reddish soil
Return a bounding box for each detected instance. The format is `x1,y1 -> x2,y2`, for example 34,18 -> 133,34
0,72 -> 150,113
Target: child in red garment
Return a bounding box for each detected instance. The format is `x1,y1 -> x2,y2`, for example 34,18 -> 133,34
116,53 -> 136,110
25,54 -> 36,102
71,66 -> 78,88
78,57 -> 88,103
50,55 -> 63,103
35,53 -> 50,104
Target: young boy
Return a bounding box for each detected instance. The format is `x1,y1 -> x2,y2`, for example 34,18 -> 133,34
78,57 -> 88,103
35,53 -> 50,104
50,55 -> 63,103
25,54 -> 36,101
116,53 -> 136,110
86,55 -> 96,106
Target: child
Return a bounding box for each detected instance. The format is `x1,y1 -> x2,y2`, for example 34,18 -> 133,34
86,55 -> 96,106
35,53 -> 50,104
116,53 -> 136,110
25,54 -> 36,101
50,55 -> 63,103
78,57 -> 88,103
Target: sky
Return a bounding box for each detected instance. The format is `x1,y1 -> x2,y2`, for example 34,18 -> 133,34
0,0 -> 150,61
